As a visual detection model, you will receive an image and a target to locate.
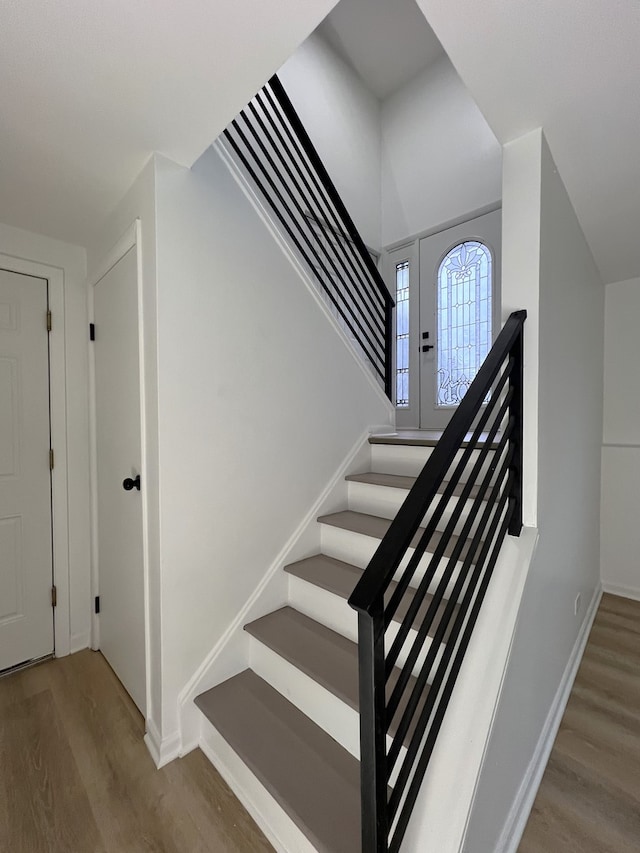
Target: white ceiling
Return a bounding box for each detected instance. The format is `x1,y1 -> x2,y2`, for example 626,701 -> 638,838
0,0 -> 337,249
317,0 -> 444,99
417,0 -> 640,284
1,0 -> 638,285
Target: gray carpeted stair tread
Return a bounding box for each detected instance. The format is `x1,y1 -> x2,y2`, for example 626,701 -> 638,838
345,471 -> 493,500
317,510 -> 481,563
195,670 -> 360,853
244,606 -> 431,747
283,554 -> 459,638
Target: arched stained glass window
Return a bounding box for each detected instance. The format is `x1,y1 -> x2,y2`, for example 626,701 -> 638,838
436,241 -> 492,407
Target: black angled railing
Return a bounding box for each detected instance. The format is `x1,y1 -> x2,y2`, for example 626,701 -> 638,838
221,75 -> 395,397
348,310 -> 526,852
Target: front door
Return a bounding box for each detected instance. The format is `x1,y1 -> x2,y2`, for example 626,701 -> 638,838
418,210 -> 501,429
0,269 -> 54,671
93,247 -> 146,714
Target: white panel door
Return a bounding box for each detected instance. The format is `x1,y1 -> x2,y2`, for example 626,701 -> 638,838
0,269 -> 53,671
94,247 -> 146,714
419,210 -> 501,429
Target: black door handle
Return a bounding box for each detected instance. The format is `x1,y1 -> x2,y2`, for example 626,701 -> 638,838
122,475 -> 141,491
421,344 -> 434,352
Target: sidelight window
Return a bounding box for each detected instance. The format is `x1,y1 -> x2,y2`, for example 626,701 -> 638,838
395,260 -> 410,407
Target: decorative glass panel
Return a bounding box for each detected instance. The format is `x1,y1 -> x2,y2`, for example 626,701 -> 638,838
395,261 -> 409,407
436,241 -> 492,407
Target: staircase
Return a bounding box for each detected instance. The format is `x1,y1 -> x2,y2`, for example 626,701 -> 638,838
194,432 -> 493,853
191,73 -> 526,852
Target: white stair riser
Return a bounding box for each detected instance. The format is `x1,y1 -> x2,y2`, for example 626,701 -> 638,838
200,722 -> 317,853
369,443 -> 434,476
319,524 -> 470,601
287,575 -> 446,678
248,636 -> 409,783
288,575 -> 358,642
249,636 -> 360,757
370,443 -> 495,480
347,480 -> 486,539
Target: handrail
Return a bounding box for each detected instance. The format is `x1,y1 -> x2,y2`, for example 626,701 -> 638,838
221,74 -> 395,398
349,310 -> 526,613
348,309 -> 526,852
268,76 -> 393,310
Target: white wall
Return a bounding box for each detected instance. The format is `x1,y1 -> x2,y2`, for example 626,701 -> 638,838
276,34 -> 503,252
278,32 -> 382,250
464,131 -> 604,851
601,277 -> 640,599
152,145 -> 393,741
500,131 -> 543,527
87,157 -> 163,735
381,55 -> 502,247
0,222 -> 89,652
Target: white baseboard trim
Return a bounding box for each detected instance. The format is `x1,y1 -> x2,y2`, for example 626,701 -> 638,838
497,582 -> 602,853
144,719 -> 182,769
601,580 -> 640,602
69,632 -> 91,655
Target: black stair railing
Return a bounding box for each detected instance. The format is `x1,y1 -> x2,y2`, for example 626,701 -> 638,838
349,310 -> 527,852
221,75 -> 395,397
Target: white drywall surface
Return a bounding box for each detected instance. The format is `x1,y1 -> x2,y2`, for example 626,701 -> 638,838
500,130 -> 542,528
152,146 -> 393,740
464,131 -> 604,852
401,529 -> 538,853
414,0 -> 640,286
0,222 -> 89,652
381,55 -> 502,247
278,32 -> 382,250
602,278 -> 640,445
601,277 -> 640,599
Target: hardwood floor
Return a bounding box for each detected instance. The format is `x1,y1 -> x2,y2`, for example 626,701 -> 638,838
519,593 -> 640,852
0,649 -> 274,853
3,595 -> 637,852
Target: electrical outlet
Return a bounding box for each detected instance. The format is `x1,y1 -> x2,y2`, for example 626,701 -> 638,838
574,593 -> 582,616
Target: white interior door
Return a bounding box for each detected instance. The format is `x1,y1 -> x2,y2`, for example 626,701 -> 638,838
0,269 -> 54,671
418,210 -> 501,429
93,247 -> 146,714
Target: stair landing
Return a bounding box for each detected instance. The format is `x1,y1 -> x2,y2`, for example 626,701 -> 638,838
370,429 -> 498,448
370,429 -> 445,446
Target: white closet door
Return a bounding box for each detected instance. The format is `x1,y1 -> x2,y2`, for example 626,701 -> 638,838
0,269 -> 53,671
94,247 -> 146,714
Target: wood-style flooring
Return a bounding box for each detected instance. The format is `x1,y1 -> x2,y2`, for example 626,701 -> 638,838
519,593 -> 640,852
3,594 -> 638,853
0,649 -> 273,853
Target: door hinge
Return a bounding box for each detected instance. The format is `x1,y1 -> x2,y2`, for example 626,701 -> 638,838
46,310 -> 52,332
94,596 -> 100,615
51,586 -> 57,608
89,322 -> 95,341
49,449 -> 54,470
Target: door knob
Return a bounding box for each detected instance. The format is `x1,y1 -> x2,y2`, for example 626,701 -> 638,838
122,475 -> 141,491
421,344 -> 434,352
